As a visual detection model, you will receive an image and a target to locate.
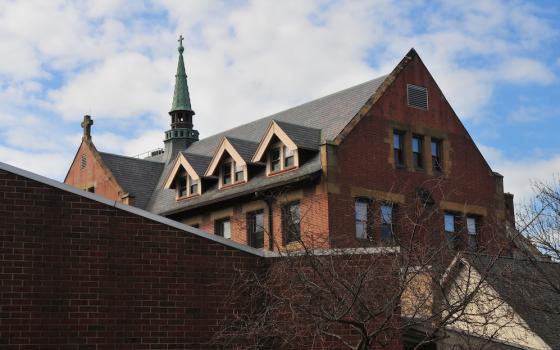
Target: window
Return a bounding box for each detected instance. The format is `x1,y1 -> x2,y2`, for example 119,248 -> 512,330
86,186 -> 95,193
189,175 -> 199,195
221,161 -> 232,185
220,158 -> 245,187
282,201 -> 301,244
393,131 -> 404,167
412,136 -> 423,169
467,217 -> 477,251
444,213 -> 457,249
269,143 -> 297,174
355,199 -> 371,239
284,146 -> 294,168
190,223 -> 200,229
215,218 -> 231,239
270,147 -> 281,172
407,84 -> 428,110
247,210 -> 265,249
431,139 -> 442,172
234,163 -> 244,182
381,204 -> 394,242
177,172 -> 199,198
177,173 -> 187,197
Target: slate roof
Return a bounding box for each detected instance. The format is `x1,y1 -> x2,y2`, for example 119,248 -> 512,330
462,254 -> 560,349
98,152 -> 164,210
181,152 -> 212,176
274,120 -> 321,150
226,137 -> 260,163
96,75 -> 388,215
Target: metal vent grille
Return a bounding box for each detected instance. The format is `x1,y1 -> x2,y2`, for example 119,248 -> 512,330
407,84 -> 428,110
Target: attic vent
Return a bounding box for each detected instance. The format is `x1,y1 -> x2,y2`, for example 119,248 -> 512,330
80,154 -> 87,170
407,84 -> 428,110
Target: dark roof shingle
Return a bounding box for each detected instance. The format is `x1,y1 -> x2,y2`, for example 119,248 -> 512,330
463,254 -> 560,349
99,152 -> 164,210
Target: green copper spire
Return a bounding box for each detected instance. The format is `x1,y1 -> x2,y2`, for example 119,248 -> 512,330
170,35 -> 194,114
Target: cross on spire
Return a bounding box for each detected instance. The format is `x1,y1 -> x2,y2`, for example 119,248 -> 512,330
178,35 -> 184,54
81,115 -> 93,141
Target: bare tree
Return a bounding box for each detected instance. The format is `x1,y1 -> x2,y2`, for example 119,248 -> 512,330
213,180 -> 520,349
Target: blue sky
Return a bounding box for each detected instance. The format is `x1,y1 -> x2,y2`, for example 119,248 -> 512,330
0,0 -> 559,200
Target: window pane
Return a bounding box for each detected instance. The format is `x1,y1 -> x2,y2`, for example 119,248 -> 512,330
248,211 -> 264,249
284,146 -> 293,158
381,205 -> 392,224
467,217 -> 476,235
393,133 -> 401,149
393,132 -> 404,166
355,200 -> 369,239
222,162 -> 232,184
412,137 -> 421,153
284,202 -> 301,243
234,163 -> 244,182
222,220 -> 231,239
178,176 -> 187,197
444,214 -> 455,232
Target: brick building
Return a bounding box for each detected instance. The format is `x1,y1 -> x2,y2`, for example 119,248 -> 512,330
65,40 -> 514,253
0,161 -> 402,349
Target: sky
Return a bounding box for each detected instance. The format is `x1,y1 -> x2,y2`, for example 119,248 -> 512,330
0,0 -> 559,202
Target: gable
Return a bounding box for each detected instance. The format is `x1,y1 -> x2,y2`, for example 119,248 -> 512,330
163,153 -> 202,189
334,49 -> 493,175
64,140 -> 125,202
446,259 -> 552,350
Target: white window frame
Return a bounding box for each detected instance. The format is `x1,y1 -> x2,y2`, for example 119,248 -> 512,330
176,171 -> 201,199
219,156 -> 246,188
267,142 -> 298,175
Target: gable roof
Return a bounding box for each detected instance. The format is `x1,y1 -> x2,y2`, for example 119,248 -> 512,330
145,75 -> 388,214
461,254 -> 560,349
181,152 -> 212,176
274,120 -> 321,151
99,152 -> 164,210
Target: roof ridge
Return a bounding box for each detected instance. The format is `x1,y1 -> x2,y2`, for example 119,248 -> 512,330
193,75 -> 388,144
99,151 -> 164,163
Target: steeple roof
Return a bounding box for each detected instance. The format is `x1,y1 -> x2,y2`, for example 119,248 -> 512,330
170,35 -> 194,114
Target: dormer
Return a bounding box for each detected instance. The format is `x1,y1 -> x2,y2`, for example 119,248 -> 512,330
164,152 -> 212,199
205,137 -> 259,189
252,120 -> 321,176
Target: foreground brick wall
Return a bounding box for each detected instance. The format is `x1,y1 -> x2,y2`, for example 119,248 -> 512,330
0,169 -> 266,349
0,165 -> 405,349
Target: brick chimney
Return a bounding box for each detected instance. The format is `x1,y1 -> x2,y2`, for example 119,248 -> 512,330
504,192 -> 515,227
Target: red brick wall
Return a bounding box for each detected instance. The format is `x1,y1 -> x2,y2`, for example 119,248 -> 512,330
64,141 -> 123,203
329,54 -> 506,251
0,169 -> 265,349
0,168 -> 402,349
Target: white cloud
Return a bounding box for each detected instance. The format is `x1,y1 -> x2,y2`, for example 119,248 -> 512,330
48,52 -> 172,121
480,145 -> 560,201
0,146 -> 72,181
0,0 -> 558,181
498,57 -> 555,85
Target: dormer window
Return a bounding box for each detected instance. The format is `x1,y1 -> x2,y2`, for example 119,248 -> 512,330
176,171 -> 200,199
268,143 -> 296,175
164,153 -> 210,200
219,157 -> 245,187
221,161 -> 232,185
252,120 -> 320,176
234,163 -> 244,182
189,175 -> 199,194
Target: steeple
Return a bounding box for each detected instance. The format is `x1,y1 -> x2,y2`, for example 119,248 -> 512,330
170,35 -> 194,116
164,35 -> 199,163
